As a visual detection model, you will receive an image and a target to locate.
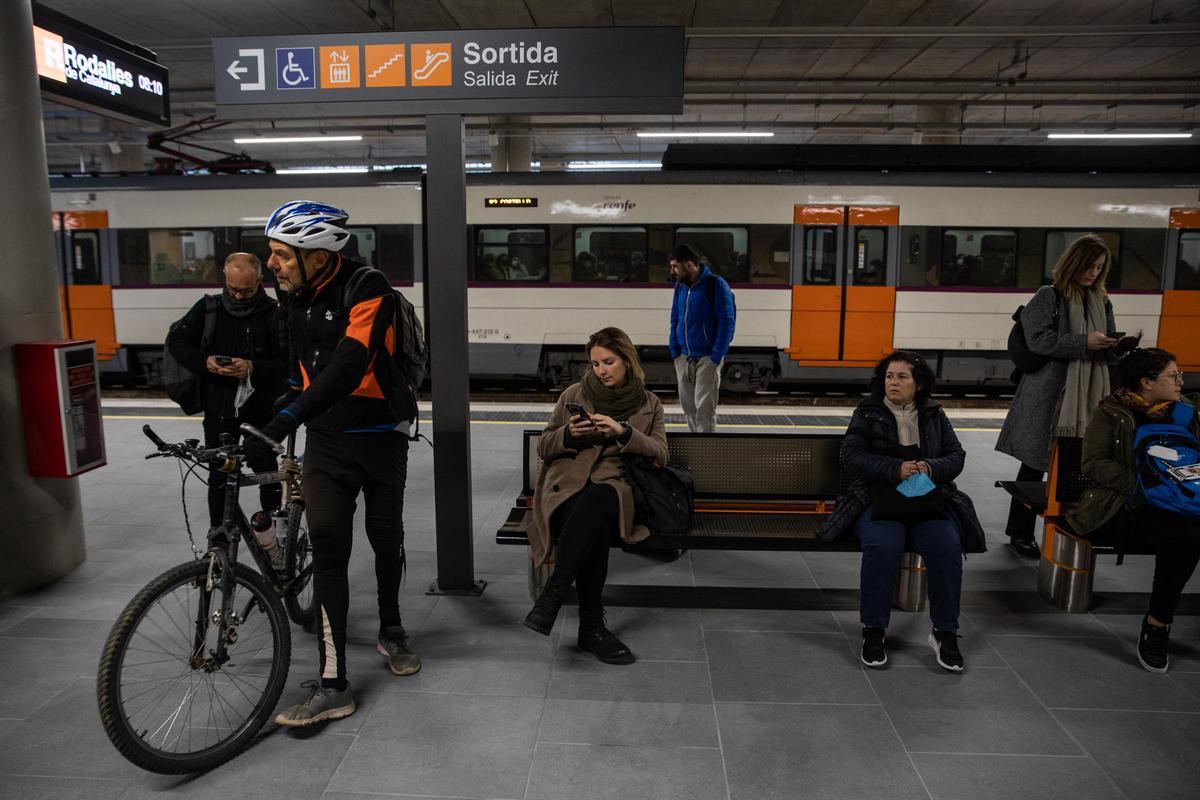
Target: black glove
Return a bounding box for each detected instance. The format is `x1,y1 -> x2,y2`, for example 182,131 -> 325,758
260,413 -> 298,450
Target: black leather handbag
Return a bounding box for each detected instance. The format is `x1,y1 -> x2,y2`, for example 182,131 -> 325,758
622,457 -> 694,537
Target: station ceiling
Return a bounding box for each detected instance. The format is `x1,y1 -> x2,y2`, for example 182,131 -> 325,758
37,0 -> 1200,174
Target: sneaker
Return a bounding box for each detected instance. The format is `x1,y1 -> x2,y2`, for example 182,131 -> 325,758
274,680 -> 356,727
861,627 -> 887,667
377,627 -> 422,676
1009,536 -> 1040,560
928,630 -> 965,672
1136,617 -> 1170,673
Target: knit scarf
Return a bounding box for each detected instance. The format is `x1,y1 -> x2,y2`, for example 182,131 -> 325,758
1054,288 -> 1110,437
580,369 -> 647,420
1112,388 -> 1174,422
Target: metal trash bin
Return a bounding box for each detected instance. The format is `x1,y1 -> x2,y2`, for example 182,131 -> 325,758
893,552 -> 927,612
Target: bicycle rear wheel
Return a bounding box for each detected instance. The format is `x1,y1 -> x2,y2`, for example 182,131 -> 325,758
97,559 -> 290,774
282,500 -> 315,628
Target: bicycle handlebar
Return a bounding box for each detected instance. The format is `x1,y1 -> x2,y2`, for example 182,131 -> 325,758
239,424 -> 285,455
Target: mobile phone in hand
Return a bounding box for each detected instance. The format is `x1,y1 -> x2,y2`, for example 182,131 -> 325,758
215,355 -> 234,366
564,402 -> 591,424
1108,331 -> 1126,340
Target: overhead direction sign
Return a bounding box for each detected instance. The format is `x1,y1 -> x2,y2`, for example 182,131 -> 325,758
213,27 -> 683,118
32,4 -> 170,126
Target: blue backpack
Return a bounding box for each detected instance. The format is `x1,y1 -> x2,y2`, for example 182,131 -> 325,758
1133,401 -> 1200,521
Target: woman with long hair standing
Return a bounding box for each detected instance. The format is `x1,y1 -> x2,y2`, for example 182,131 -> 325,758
522,327 -> 669,664
997,235 -> 1118,558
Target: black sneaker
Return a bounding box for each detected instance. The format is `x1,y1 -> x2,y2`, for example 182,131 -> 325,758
928,629 -> 965,672
860,627 -> 887,667
1009,536 -> 1040,560
1137,617 -> 1170,673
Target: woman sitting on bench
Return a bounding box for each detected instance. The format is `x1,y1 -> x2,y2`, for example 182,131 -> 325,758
820,350 -> 986,672
1068,344 -> 1200,673
522,327 -> 668,665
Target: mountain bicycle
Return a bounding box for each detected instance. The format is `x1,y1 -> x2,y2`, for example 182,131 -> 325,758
97,423 -> 313,774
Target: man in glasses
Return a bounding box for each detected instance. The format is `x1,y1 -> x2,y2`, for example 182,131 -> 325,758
166,252 -> 289,547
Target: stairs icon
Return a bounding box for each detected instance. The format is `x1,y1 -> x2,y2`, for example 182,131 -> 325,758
369,53 -> 403,79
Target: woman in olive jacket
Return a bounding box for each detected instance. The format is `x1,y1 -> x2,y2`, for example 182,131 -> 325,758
522,327 -> 669,665
1067,344 -> 1200,673
819,351 -> 986,672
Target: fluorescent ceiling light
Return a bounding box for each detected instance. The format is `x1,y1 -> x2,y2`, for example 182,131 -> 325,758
235,135 -> 363,144
637,131 -> 774,139
567,160 -> 660,171
276,165 -> 369,174
1046,132 -> 1193,140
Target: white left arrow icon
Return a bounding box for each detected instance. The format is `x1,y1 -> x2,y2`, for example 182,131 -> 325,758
229,48 -> 265,91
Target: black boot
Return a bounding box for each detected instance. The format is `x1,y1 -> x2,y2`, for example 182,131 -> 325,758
578,610 -> 635,665
1009,536 -> 1040,560
522,579 -> 569,636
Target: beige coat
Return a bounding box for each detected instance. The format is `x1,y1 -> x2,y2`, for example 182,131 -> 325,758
529,382 -> 669,566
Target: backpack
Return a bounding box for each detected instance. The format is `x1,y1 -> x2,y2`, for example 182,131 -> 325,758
623,456 -> 695,537
162,295 -> 218,415
1133,402 -> 1200,521
1008,288 -> 1062,383
704,272 -> 736,326
342,266 -> 428,423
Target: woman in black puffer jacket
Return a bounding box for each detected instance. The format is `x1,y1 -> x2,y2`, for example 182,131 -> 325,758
819,351 -> 986,672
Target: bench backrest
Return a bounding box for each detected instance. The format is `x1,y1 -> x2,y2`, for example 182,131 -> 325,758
1052,436 -> 1098,506
522,430 -> 843,500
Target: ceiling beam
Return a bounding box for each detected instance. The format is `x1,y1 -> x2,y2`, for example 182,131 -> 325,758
686,25 -> 1200,39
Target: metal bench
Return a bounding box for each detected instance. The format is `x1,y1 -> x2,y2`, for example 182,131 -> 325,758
997,437 -> 1150,612
497,430 -> 928,611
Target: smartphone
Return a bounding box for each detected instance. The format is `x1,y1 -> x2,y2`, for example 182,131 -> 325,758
564,402 -> 591,423
1108,331 -> 1126,340
215,356 -> 234,366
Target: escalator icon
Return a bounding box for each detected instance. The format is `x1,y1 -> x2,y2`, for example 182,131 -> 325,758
411,44 -> 452,86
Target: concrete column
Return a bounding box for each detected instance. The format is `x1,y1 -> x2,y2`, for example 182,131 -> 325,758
0,0 -> 86,598
915,106 -> 962,145
489,117 -> 532,172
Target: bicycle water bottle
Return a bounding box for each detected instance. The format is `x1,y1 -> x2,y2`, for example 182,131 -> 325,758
250,511 -> 279,555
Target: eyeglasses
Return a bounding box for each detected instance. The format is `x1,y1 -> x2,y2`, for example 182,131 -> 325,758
1163,371 -> 1185,384
225,285 -> 257,299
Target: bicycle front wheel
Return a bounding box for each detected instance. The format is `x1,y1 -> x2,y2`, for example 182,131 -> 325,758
97,559 -> 291,774
282,500 -> 315,628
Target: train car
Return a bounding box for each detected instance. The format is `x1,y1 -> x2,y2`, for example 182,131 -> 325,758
48,163 -> 1200,392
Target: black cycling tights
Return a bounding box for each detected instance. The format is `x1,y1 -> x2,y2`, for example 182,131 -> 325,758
550,482 -> 619,615
303,429 -> 409,689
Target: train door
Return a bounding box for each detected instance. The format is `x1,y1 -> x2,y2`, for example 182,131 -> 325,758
53,211 -> 120,360
787,205 -> 899,366
1162,207 -> 1200,371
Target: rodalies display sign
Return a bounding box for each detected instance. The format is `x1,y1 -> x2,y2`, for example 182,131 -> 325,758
212,27 -> 683,118
31,4 -> 170,126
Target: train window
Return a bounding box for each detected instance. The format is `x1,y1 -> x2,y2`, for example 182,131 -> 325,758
1043,230 -> 1120,283
239,230 -> 271,267
573,226 -> 647,282
340,227 -> 377,265
802,226 -> 838,285
376,225 -> 415,283
474,226 -> 548,281
1116,228 -> 1164,290
852,228 -> 887,286
116,229 -> 150,285
1177,230 -> 1200,290
70,231 -> 102,285
147,229 -> 219,284
675,226 -> 749,282
941,229 -> 1017,287
748,223 -> 790,283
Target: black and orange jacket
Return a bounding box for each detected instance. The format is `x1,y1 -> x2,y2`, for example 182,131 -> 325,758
279,255 -> 411,433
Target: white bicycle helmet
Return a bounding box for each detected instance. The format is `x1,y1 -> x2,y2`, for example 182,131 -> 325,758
264,201 -> 352,252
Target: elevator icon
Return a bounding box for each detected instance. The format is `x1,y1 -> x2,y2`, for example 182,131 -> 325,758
320,46 -> 360,89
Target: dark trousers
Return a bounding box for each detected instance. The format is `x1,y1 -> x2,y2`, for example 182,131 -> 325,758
303,429 -> 409,684
856,506 -> 963,631
550,483 -> 618,615
1137,507 -> 1200,625
1004,463 -> 1045,541
203,416 -> 280,527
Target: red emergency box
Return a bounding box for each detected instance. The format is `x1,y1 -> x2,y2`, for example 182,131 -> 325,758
15,339 -> 106,477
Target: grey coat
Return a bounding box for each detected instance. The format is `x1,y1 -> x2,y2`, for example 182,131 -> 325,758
995,285 -> 1115,472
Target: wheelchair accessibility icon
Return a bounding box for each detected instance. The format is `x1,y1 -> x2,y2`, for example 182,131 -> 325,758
275,47 -> 316,90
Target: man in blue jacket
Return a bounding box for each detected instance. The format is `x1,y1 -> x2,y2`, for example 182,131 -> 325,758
668,245 -> 736,432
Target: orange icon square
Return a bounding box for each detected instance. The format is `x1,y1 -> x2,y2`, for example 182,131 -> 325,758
410,43 -> 452,87
320,46 -> 360,89
364,44 -> 407,88
32,25 -> 67,83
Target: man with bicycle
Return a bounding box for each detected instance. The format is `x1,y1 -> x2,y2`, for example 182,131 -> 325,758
258,201 -> 419,727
